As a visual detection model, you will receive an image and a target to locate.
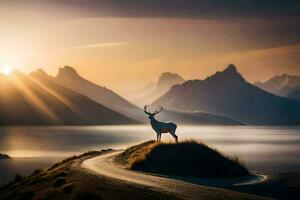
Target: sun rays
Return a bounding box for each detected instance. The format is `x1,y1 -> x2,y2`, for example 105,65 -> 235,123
7,72 -> 90,124
9,73 -> 61,123
29,76 -> 86,118
4,71 -> 89,124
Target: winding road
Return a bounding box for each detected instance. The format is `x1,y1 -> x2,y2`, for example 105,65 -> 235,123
82,151 -> 268,200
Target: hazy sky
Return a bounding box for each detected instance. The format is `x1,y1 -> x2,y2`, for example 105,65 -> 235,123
0,0 -> 299,94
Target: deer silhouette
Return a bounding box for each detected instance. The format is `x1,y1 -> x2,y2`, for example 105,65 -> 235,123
144,105 -> 178,143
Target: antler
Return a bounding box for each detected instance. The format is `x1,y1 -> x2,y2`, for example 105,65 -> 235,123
144,105 -> 163,115
153,106 -> 163,115
144,105 -> 151,115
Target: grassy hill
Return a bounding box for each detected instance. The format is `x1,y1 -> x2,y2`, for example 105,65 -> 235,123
115,140 -> 249,178
0,150 -> 181,200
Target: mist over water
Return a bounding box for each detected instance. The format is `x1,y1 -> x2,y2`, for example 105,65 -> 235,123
1,125 -> 300,185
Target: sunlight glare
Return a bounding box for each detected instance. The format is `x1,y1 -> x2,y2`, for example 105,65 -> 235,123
1,66 -> 12,75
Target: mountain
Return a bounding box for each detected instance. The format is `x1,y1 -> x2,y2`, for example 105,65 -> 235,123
126,82 -> 156,101
53,66 -> 145,120
255,74 -> 300,96
52,66 -> 240,125
154,110 -> 241,125
134,72 -> 185,106
156,72 -> 185,92
0,70 -> 137,125
287,89 -> 300,100
153,64 -> 300,125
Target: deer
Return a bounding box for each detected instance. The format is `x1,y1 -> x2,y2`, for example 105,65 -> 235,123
144,105 -> 178,143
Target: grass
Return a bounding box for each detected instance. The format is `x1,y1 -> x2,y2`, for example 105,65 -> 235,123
115,140 -> 249,178
0,153 -> 10,159
0,149 -> 182,200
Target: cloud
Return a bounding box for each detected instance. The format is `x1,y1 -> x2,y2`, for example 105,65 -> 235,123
65,42 -> 129,50
4,0 -> 300,19
192,44 -> 300,81
229,44 -> 300,57
57,0 -> 300,18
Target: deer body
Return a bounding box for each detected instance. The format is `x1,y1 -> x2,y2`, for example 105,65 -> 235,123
144,106 -> 178,143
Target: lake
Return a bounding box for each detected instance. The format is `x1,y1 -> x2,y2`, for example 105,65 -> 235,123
1,125 -> 300,185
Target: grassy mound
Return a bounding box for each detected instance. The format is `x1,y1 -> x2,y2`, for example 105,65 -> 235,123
115,140 -> 249,178
0,149 -> 182,200
0,153 -> 10,159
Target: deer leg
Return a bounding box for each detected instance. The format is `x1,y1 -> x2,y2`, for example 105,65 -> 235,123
170,132 -> 178,143
156,133 -> 159,142
173,134 -> 178,143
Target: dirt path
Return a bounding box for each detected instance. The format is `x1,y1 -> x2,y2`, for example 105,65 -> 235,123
82,151 -> 269,200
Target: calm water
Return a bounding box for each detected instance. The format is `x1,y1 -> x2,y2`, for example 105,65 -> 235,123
1,125 -> 300,185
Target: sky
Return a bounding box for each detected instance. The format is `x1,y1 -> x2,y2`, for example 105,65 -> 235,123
0,0 -> 299,95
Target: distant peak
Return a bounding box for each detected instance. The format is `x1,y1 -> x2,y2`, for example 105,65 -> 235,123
158,72 -> 185,83
33,69 -> 48,76
9,70 -> 27,78
206,64 -> 244,83
224,64 -> 238,74
61,66 -> 77,73
216,64 -> 240,77
57,66 -> 79,78
160,72 -> 181,78
161,72 -> 177,76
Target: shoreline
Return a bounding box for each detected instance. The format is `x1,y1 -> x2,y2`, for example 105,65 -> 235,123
0,150 -> 183,200
83,150 -> 269,200
1,149 -> 300,200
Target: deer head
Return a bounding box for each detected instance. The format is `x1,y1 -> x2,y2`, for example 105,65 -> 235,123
144,105 -> 163,119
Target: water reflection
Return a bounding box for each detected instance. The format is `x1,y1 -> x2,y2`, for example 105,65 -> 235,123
0,125 -> 300,185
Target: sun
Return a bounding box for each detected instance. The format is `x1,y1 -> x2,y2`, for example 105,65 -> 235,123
1,66 -> 12,75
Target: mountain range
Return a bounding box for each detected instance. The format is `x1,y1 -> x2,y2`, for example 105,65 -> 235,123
2,64 -> 299,125
128,82 -> 156,102
53,66 -> 141,119
0,70 -> 137,125
0,66 -> 239,126
154,64 -> 300,125
255,74 -> 300,98
133,72 -> 185,106
51,66 -> 240,125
